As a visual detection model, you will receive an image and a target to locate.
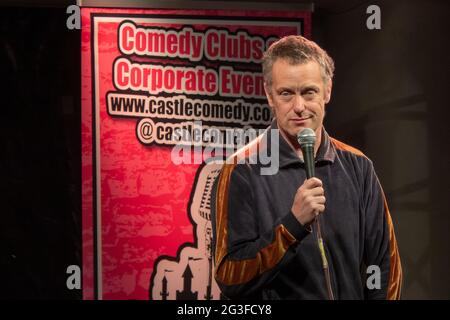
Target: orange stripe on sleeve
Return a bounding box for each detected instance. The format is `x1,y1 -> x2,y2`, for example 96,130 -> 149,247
331,137 -> 366,157
383,196 -> 403,299
214,162 -> 297,286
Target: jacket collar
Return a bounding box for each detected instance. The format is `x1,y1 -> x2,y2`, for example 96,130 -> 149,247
265,120 -> 336,168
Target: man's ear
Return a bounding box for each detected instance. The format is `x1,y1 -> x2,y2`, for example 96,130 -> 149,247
264,83 -> 274,107
324,80 -> 332,104
264,83 -> 276,117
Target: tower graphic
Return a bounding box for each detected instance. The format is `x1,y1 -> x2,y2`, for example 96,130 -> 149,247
160,275 -> 169,300
176,262 -> 198,300
160,269 -> 173,300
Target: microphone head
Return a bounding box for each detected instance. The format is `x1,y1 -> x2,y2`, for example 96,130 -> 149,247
297,128 -> 316,148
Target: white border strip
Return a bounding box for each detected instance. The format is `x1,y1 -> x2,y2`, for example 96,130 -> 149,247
93,19 -> 103,300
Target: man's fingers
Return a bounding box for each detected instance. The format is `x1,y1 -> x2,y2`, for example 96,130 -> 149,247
308,187 -> 324,197
316,196 -> 326,204
304,177 -> 323,188
314,204 -> 325,213
299,180 -> 324,195
293,178 -> 326,225
313,204 -> 325,216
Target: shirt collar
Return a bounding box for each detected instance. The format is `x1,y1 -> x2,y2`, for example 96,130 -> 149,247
265,120 -> 336,168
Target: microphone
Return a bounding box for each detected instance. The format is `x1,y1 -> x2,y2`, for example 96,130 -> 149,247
297,128 -> 316,179
297,128 -> 335,300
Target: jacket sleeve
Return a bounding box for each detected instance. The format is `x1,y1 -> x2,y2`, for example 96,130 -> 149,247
211,162 -> 311,299
362,160 -> 403,300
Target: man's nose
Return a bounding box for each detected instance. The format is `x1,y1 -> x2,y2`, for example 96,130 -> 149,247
292,94 -> 306,113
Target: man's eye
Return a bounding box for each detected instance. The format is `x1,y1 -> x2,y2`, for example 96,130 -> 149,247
280,91 -> 291,96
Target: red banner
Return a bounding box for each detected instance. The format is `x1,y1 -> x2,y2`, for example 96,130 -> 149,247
82,7 -> 311,300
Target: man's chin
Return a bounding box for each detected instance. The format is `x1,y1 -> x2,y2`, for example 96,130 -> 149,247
278,122 -> 317,141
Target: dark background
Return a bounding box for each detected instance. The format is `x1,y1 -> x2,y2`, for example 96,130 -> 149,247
0,0 -> 448,299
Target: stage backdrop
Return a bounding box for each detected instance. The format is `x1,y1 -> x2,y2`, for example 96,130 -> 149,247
81,6 -> 311,300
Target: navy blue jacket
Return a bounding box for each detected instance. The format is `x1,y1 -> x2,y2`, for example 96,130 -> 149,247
211,122 -> 402,299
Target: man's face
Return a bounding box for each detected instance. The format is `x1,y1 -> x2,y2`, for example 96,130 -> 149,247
265,59 -> 332,145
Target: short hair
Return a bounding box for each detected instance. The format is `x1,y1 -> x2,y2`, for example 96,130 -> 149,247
262,35 -> 335,90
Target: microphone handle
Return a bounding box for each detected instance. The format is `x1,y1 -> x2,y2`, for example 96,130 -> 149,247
302,145 -> 335,300
303,145 -> 315,179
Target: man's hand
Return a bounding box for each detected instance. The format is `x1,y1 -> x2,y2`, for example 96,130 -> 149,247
291,177 -> 326,226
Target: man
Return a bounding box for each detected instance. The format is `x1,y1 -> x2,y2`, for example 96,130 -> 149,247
210,35 -> 402,300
